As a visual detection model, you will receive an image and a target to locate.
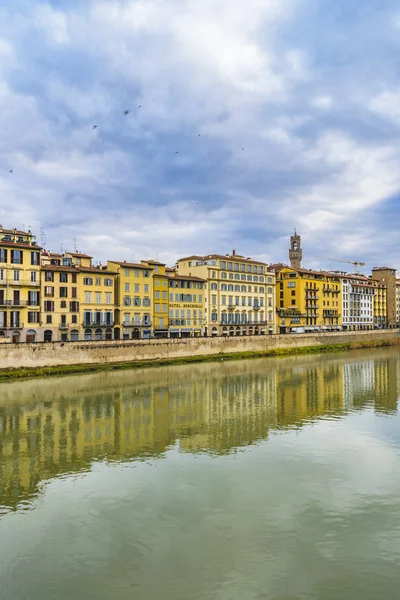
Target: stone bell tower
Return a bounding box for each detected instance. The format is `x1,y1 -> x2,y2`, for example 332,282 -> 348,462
289,229 -> 302,269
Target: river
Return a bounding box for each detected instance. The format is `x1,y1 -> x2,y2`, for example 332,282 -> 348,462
0,348 -> 400,599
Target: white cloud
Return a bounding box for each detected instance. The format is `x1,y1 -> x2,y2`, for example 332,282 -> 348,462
369,90 -> 400,124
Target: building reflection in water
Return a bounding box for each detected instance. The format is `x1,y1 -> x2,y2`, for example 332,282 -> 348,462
0,350 -> 398,512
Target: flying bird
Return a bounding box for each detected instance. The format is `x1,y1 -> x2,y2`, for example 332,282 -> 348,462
124,110 -> 130,115
137,105 -> 142,109
92,125 -> 98,130
9,169 -> 13,173
175,151 -> 179,154
197,134 -> 201,137
242,148 -> 244,151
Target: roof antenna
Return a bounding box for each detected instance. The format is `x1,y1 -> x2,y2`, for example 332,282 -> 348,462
60,242 -> 64,254
73,237 -> 77,252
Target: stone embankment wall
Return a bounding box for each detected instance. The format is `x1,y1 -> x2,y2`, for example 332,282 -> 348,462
0,330 -> 399,371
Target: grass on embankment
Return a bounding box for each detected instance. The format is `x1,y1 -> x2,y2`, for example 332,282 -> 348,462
0,337 -> 399,382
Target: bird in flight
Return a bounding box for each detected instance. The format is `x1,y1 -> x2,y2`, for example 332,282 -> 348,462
242,148 -> 244,151
175,151 -> 179,154
92,125 -> 98,130
138,105 -> 142,109
197,134 -> 201,137
124,110 -> 130,115
9,169 -> 13,173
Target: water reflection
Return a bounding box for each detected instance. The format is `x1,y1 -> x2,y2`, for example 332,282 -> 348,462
0,349 -> 399,513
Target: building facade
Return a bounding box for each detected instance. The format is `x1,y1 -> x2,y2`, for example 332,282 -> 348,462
41,251 -> 116,342
270,265 -> 342,333
289,229 -> 302,269
396,280 -> 400,327
371,267 -> 397,328
167,270 -> 206,337
0,226 -> 41,343
107,261 -> 153,340
372,281 -> 387,328
341,274 -> 376,331
176,251 -> 276,336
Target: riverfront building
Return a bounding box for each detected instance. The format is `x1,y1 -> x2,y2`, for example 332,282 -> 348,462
176,251 -> 276,336
270,264 -> 342,333
0,226 -> 41,343
167,269 -> 206,337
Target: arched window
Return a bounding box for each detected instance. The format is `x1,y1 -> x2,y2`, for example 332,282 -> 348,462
44,330 -> 52,342
105,328 -> 113,340
221,272 -> 227,279
228,284 -> 233,291
84,329 -> 92,341
71,329 -> 79,341
235,285 -> 240,292
210,283 -> 218,290
241,285 -> 246,292
221,284 -> 227,291
26,329 -> 36,343
95,328 -> 103,340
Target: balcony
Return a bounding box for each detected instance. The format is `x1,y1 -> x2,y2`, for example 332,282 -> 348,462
0,300 -> 40,308
59,323 -> 69,330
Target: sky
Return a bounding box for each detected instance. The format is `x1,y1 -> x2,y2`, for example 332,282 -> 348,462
0,0 -> 400,272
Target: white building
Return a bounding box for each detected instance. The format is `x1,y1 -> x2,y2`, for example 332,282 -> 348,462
396,280 -> 400,327
342,274 -> 375,331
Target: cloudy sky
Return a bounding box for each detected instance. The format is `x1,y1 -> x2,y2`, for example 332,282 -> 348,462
0,0 -> 399,271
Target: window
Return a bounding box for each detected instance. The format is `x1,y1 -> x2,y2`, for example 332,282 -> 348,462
44,301 -> 54,312
85,292 -> 91,303
267,277 -> 273,283
291,290 -> 296,296
211,283 -> 217,290
143,298 -> 151,307
134,284 -> 139,292
72,274 -> 77,284
143,271 -> 150,278
95,292 -> 101,303
155,280 -> 160,287
104,278 -> 112,286
144,284 -> 149,293
11,250 -> 23,264
31,251 -> 40,266
212,271 -> 216,278
46,315 -> 52,324
30,271 -> 37,283
134,297 -> 141,306
155,303 -> 160,312
71,287 -> 77,298
162,291 -> 167,299
69,301 -> 79,312
221,272 -> 227,279
291,299 -> 296,305
162,304 -> 167,313
60,272 -> 68,283
155,291 -> 160,299
267,287 -> 273,294
60,287 -> 68,298
45,271 -> 54,282
0,249 -> 7,263
212,295 -> 217,305
221,261 -> 226,269
105,293 -> 112,304
125,268 -> 129,276
28,312 -> 39,323
60,300 -> 67,308
83,277 -> 93,285
287,282 -> 296,288
247,275 -> 252,281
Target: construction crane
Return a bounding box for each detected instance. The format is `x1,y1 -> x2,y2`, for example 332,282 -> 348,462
314,256 -> 366,275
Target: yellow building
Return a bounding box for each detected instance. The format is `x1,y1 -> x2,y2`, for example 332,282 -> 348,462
0,225 -> 41,343
149,261 -> 169,338
167,269 -> 206,337
396,279 -> 400,327
176,251 -> 276,337
270,265 -> 342,333
107,260 -> 154,339
40,251 -> 116,342
372,281 -> 387,328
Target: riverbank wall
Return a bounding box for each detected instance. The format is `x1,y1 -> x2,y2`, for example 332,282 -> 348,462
0,330 -> 399,378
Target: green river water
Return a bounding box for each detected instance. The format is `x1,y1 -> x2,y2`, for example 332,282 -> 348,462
1,348 -> 400,599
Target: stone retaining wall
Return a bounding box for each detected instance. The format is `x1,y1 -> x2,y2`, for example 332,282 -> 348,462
0,330 -> 399,371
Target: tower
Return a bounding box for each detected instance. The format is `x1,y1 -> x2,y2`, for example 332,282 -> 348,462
289,229 -> 302,269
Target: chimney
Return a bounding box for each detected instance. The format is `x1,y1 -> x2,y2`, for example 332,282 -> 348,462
232,249 -> 236,256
